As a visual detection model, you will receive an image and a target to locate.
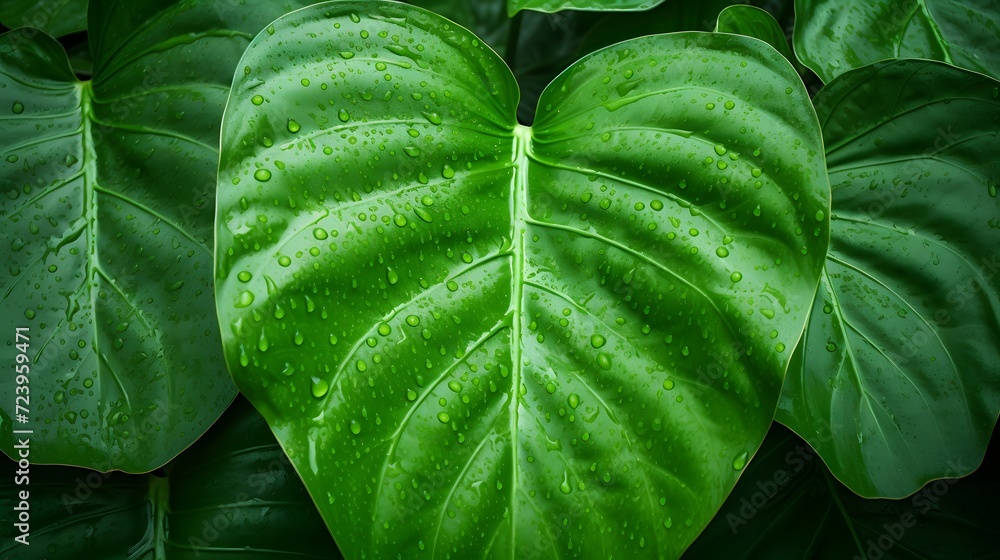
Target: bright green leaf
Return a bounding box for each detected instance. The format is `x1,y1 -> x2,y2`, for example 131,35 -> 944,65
685,423 -> 1000,558
0,0 -> 89,37
778,60 -> 1000,498
715,5 -> 796,68
216,2 -> 828,558
794,0 -> 1000,83
0,397 -> 340,557
0,0 -> 317,472
509,0 -> 665,17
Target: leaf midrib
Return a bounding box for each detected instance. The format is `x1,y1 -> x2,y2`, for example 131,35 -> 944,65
508,124 -> 532,558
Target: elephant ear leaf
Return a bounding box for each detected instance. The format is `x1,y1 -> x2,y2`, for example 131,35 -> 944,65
0,0 -> 319,472
216,1 -> 828,558
0,0 -> 89,37
778,60 -> 1000,498
794,0 -> 1000,83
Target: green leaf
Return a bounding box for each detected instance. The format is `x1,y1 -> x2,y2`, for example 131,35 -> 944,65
794,0 -> 1000,83
216,2 -> 828,558
0,396 -> 340,557
715,5 -> 795,68
0,0 -> 89,37
684,423 -> 1000,558
777,60 -> 1000,498
509,0 -> 665,17
0,0 -> 317,473
576,0 -> 746,63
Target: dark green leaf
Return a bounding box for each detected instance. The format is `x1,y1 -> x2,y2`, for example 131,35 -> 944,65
715,5 -> 795,68
794,0 -> 1000,83
684,423 -> 1000,558
0,0 -> 317,472
216,2 -> 828,558
777,60 -> 1000,498
0,0 -> 88,37
0,396 -> 340,558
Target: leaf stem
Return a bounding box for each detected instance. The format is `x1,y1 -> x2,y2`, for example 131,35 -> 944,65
505,11 -> 524,72
823,468 -> 867,558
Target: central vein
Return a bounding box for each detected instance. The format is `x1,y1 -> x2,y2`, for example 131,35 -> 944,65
508,124 -> 532,555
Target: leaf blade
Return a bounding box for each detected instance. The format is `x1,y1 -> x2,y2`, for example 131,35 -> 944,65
778,59 -> 1000,498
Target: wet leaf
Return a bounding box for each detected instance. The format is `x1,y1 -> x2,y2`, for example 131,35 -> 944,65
0,0 -> 318,472
216,2 -> 828,557
778,60 -> 1000,498
794,0 -> 1000,83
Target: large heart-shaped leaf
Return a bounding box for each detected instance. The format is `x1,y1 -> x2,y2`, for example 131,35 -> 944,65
684,423 -> 1000,558
0,0 -> 315,472
777,60 -> 1000,498
0,0 -> 88,37
216,2 -> 828,557
0,396 -> 340,557
794,0 -> 1000,83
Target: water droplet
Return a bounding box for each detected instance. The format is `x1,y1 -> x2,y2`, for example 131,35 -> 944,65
235,291 -> 255,308
338,109 -> 350,123
590,334 -> 606,348
559,472 -> 572,494
338,51 -> 355,59
414,208 -> 433,223
5,155 -> 17,163
716,247 -> 729,258
662,378 -> 674,390
312,228 -> 328,240
311,378 -> 329,398
705,102 -> 715,110
730,272 -> 743,283
251,95 -> 264,105
732,451 -> 748,470
405,315 -> 420,327
254,169 -> 271,182
278,255 -> 292,267
442,164 -> 455,179
826,342 -> 837,352
387,268 -> 399,285
989,182 -> 997,198
350,421 -> 361,434
237,271 -> 252,282
421,111 -> 442,125
815,210 -> 825,221
12,102 -> 24,114
406,389 -> 417,401
545,382 -> 556,394
775,342 -> 786,352
403,146 -> 421,157
714,144 -> 727,156
437,411 -> 450,423
287,119 -> 300,133
54,391 -> 65,404
568,393 -> 580,409
596,352 -> 612,370
724,100 -> 735,110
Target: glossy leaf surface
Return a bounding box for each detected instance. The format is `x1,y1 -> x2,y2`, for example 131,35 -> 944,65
777,60 -> 1000,498
216,2 -> 828,558
0,0 -> 315,472
684,423 -> 1000,558
794,0 -> 1000,83
715,5 -> 795,68
0,397 -> 339,558
0,0 -> 88,37
508,0 -> 665,16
